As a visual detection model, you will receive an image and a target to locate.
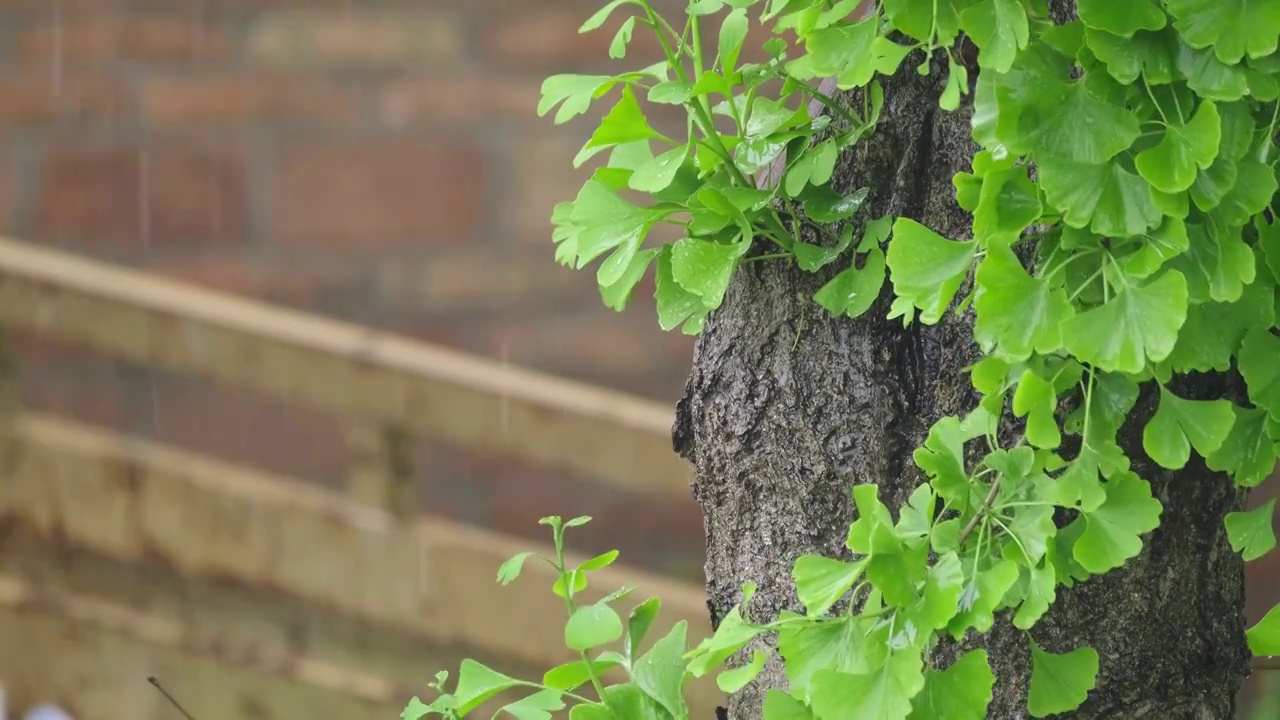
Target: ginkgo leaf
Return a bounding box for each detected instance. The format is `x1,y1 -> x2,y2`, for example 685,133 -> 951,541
1060,270 -> 1188,374
886,219 -> 977,324
1166,275 -> 1274,372
1038,156 -> 1162,238
1225,499 -> 1277,561
1141,386 -> 1235,469
1238,330 -> 1280,419
1015,81 -> 1141,164
1167,0 -> 1280,65
907,650 -> 994,720
959,0 -> 1029,74
1116,216 -> 1190,278
810,652 -> 924,720
974,244 -> 1072,361
1086,27 -> 1178,85
1077,0 -> 1165,37
1013,370 -> 1063,449
1028,643 -> 1099,717
973,167 -> 1043,243
1134,99 -> 1221,194
1073,472 -> 1163,574
814,249 -> 886,320
1207,405 -> 1280,487
1247,604 -> 1280,656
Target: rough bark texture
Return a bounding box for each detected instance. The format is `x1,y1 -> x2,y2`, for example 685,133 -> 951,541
672,11 -> 1251,720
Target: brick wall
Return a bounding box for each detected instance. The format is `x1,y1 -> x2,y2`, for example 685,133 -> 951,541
0,0 -> 706,577
0,0 -> 1275,637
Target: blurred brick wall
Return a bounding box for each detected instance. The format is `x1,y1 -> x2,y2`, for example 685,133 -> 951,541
0,0 -> 706,577
0,0 -> 1275,615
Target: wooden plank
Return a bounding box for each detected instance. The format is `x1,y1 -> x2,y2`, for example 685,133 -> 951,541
0,413 -> 723,715
0,236 -> 691,499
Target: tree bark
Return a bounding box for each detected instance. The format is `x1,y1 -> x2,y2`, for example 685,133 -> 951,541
672,15 -> 1251,720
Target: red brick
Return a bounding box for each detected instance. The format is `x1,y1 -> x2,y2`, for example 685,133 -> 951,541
371,248 -> 589,317
16,366 -> 131,433
146,379 -> 347,488
505,134 -> 594,247
246,9 -> 462,70
480,8 -> 665,73
33,146 -> 249,253
271,141 -> 485,251
17,14 -> 229,65
376,76 -> 543,130
141,253 -> 362,311
0,74 -> 131,125
141,74 -> 361,130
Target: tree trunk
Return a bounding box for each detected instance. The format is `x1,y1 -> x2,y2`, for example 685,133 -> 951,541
672,14 -> 1251,720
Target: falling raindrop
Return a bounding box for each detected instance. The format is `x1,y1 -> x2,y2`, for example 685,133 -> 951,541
500,338 -> 512,435
138,150 -> 151,249
50,0 -> 62,98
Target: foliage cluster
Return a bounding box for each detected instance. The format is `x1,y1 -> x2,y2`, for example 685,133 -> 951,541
407,0 -> 1280,718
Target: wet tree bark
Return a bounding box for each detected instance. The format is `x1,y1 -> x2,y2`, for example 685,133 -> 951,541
672,4 -> 1251,718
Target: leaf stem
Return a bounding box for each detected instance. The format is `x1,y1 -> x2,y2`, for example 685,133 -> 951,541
553,540 -> 611,706
958,478 -> 1003,547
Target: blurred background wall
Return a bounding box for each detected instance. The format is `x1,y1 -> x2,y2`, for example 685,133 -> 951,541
0,0 -> 704,578
0,0 -> 1275,710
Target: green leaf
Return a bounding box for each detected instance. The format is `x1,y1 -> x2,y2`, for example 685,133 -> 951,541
763,691 -> 815,720
1207,406 -> 1279,487
671,238 -> 750,308
810,651 -> 924,720
718,649 -> 766,693
401,696 -> 430,720
793,556 -> 866,616
1014,81 -> 1140,164
609,16 -> 636,59
1013,561 -> 1058,629
1247,603 -> 1280,655
626,596 -> 662,659
544,658 -> 620,692
1171,216 -> 1256,303
1060,270 -> 1188,374
1217,159 -> 1279,226
910,552 -> 965,630
1239,330 -> 1280,419
632,621 -> 688,717
629,145 -> 689,193
973,168 -> 1042,243
907,650 -> 994,720
790,18 -> 877,89
1134,100 -> 1221,194
1012,370 -> 1062,449
1037,156 -> 1162,237
501,689 -> 566,720
565,602 -> 624,651
687,607 -> 763,677
586,86 -> 661,151
948,560 -> 1019,636
600,247 -> 659,312
779,616 -> 880,700
580,0 -> 635,33
719,8 -> 750,73
564,180 -> 664,266
958,0 -> 1028,73
1142,386 -> 1236,469
886,218 -> 977,325
803,185 -> 871,223
655,247 -> 710,333
1027,643 -> 1099,717
814,249 -> 886,320
1178,44 -> 1251,102
1086,27 -> 1178,85
1077,0 -> 1165,36
1073,472 -> 1163,574
455,660 -> 522,714
1225,499 -> 1277,561
1167,0 -> 1280,64
539,74 -> 613,124
1117,217 -> 1190,278
497,552 -> 534,585
974,244 -> 1072,361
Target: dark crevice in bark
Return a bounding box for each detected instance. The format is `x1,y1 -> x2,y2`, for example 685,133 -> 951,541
672,2 -> 1250,717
